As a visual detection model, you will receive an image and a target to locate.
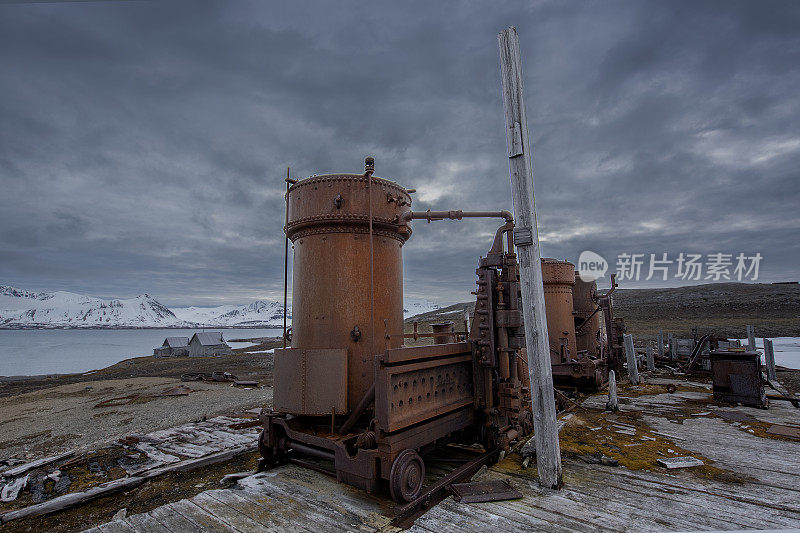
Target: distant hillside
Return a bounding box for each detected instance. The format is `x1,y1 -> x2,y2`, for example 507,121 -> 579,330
613,282 -> 800,340
405,282 -> 800,341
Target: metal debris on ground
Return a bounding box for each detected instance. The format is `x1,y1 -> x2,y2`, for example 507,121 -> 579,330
232,380 -> 258,387
450,479 -> 522,503
181,371 -> 238,382
657,456 -> 704,469
1,475 -> 29,502
94,386 -> 195,408
766,424 -> 800,439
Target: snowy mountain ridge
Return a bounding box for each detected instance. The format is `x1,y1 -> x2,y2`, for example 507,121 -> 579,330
0,285 -> 438,328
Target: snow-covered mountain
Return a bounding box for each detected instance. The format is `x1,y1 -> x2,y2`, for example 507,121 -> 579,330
171,301 -> 288,327
0,286 -> 181,328
403,298 -> 441,318
1,285 -> 437,328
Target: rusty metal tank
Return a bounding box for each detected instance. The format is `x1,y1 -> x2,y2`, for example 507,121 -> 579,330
573,272 -> 600,356
540,258 -> 577,364
283,167 -> 412,413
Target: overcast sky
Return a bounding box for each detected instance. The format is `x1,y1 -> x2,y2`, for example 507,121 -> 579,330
1,0 -> 798,307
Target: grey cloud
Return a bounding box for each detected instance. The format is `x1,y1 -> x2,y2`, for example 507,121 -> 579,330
0,0 -> 798,306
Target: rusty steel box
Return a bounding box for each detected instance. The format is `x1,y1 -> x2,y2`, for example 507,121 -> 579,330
709,351 -> 767,408
273,348 -> 348,415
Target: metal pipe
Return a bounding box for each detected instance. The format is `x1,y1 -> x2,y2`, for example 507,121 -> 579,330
286,440 -> 336,461
398,209 -> 513,224
283,168 -> 290,349
338,383 -> 375,435
366,157 -> 376,387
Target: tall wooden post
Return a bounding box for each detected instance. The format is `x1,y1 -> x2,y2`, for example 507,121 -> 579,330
606,370 -> 619,412
498,26 -> 561,489
668,333 -> 676,361
624,333 -> 639,385
763,338 -> 777,381
747,325 -> 756,352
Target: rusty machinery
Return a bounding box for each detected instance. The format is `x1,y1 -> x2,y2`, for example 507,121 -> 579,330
541,260 -> 626,389
259,157 -> 619,503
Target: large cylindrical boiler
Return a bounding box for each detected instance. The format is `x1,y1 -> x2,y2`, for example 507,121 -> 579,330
573,272 -> 600,356
541,258 -> 577,364
285,172 -> 412,412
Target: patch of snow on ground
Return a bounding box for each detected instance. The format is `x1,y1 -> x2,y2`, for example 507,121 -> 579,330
736,337 -> 800,370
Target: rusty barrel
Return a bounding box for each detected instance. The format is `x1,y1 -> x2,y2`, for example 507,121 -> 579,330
541,258 -> 577,364
573,272 -> 601,356
283,172 -> 412,413
431,321 -> 455,344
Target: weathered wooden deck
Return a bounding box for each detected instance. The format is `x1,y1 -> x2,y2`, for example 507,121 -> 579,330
85,381 -> 800,532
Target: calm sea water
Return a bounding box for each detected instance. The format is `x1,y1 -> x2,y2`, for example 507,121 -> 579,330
0,328 -> 282,376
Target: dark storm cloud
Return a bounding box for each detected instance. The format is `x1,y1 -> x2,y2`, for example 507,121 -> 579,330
0,0 -> 798,306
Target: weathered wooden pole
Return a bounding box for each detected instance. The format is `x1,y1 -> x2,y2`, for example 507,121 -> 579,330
624,333 -> 639,385
658,329 -> 664,358
498,26 -> 561,489
668,333 -> 676,361
763,338 -> 777,381
606,370 -> 619,412
646,342 -> 655,371
747,325 -> 756,352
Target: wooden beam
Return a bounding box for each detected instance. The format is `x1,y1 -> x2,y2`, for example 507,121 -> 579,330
498,26 -> 561,489
763,338 -> 777,381
606,370 -> 619,412
624,334 -> 639,385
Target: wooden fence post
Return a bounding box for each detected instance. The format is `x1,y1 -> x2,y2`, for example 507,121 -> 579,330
624,333 -> 639,385
498,26 -> 561,489
607,370 -> 619,412
747,325 -> 756,352
668,333 -> 677,361
763,338 -> 777,381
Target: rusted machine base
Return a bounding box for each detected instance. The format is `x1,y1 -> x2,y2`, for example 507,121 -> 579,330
259,406 -> 478,501
392,447 -> 500,528
552,359 -> 607,390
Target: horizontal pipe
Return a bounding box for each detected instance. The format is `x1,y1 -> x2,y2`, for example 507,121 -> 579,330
286,440 -> 335,461
399,209 -> 513,224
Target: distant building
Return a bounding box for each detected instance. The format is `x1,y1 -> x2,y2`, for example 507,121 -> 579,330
188,331 -> 232,357
153,337 -> 190,357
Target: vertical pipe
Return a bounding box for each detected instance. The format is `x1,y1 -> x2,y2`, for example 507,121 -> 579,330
283,167 -> 290,349
367,159 -> 376,365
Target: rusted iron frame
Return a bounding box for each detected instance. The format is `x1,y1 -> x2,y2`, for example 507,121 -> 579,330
390,330 -> 467,341
392,447 -> 500,528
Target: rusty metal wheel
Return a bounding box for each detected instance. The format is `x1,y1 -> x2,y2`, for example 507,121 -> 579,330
389,449 -> 425,503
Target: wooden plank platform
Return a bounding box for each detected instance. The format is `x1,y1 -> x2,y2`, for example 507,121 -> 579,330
85,381 -> 800,532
